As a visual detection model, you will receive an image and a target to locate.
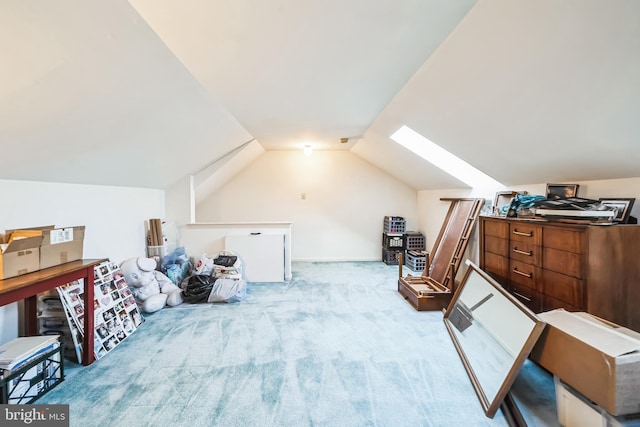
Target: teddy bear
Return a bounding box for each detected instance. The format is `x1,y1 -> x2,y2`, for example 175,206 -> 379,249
119,256 -> 183,313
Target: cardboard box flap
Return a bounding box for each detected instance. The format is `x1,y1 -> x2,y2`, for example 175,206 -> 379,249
573,311 -> 640,341
1,235 -> 43,253
8,225 -> 55,232
8,229 -> 43,243
539,309 -> 640,358
6,226 -> 53,237
7,226 -> 85,245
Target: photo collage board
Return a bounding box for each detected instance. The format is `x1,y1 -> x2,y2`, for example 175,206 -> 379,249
57,260 -> 144,362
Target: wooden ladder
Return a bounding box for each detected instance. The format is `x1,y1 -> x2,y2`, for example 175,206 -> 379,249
424,197 -> 484,290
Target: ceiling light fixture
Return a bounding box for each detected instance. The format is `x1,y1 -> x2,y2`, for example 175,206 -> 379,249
303,145 -> 313,156
339,137 -> 349,144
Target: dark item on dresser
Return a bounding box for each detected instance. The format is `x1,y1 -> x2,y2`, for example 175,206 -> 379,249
493,191 -> 528,217
545,183 -> 579,200
598,198 -> 635,223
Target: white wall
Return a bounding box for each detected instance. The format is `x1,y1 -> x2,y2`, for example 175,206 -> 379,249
195,151 -> 418,261
0,179 -> 165,343
165,175 -> 194,226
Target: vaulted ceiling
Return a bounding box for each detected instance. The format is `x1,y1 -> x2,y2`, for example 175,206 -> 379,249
1,0 -> 639,190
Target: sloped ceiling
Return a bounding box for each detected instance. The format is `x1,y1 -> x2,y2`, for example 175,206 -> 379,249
127,0 -> 477,152
0,1 -> 251,189
1,0 -> 639,190
360,0 -> 640,188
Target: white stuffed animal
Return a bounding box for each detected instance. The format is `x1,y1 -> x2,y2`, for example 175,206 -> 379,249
120,257 -> 183,313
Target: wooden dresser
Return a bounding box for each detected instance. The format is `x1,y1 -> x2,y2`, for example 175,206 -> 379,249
479,216 -> 640,331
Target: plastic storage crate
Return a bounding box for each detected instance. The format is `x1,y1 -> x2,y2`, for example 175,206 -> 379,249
38,292 -> 78,362
382,232 -> 405,250
0,343 -> 64,404
382,248 -> 402,265
404,232 -> 426,251
405,250 -> 427,272
383,216 -> 406,233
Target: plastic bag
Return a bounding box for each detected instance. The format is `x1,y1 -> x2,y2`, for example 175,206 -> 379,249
181,274 -> 216,303
181,275 -> 247,304
207,278 -> 247,303
161,246 -> 192,285
212,250 -> 243,280
194,253 -> 215,275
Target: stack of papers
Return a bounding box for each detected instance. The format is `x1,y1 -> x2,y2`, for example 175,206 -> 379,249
0,335 -> 60,373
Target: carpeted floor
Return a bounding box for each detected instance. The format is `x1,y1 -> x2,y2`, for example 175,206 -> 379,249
37,261 -> 557,426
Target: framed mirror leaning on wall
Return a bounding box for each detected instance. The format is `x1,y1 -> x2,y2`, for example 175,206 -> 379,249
443,260 -> 546,419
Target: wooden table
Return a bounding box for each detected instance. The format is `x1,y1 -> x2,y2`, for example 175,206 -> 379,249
0,259 -> 107,366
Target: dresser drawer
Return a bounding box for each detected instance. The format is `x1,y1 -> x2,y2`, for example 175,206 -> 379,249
543,227 -> 585,253
509,241 -> 541,265
510,223 -> 542,245
509,259 -> 542,292
484,252 -> 508,284
543,294 -> 582,313
541,269 -> 585,309
510,283 -> 542,313
543,248 -> 583,278
484,219 -> 508,238
485,235 -> 508,256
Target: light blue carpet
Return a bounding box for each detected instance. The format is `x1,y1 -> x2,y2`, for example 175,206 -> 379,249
37,261 -> 556,426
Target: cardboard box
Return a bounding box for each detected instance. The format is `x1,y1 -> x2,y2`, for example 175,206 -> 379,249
39,226 -> 85,269
9,225 -> 85,270
0,231 -> 43,280
530,309 -> 640,416
555,376 -> 640,427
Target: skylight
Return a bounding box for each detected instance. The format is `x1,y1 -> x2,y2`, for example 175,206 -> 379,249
390,125 -> 503,189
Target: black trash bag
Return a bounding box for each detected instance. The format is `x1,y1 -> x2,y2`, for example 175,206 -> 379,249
181,274 -> 215,303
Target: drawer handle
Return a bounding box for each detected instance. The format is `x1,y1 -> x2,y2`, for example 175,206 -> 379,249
513,229 -> 533,237
513,291 -> 532,302
513,268 -> 532,278
512,247 -> 533,256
